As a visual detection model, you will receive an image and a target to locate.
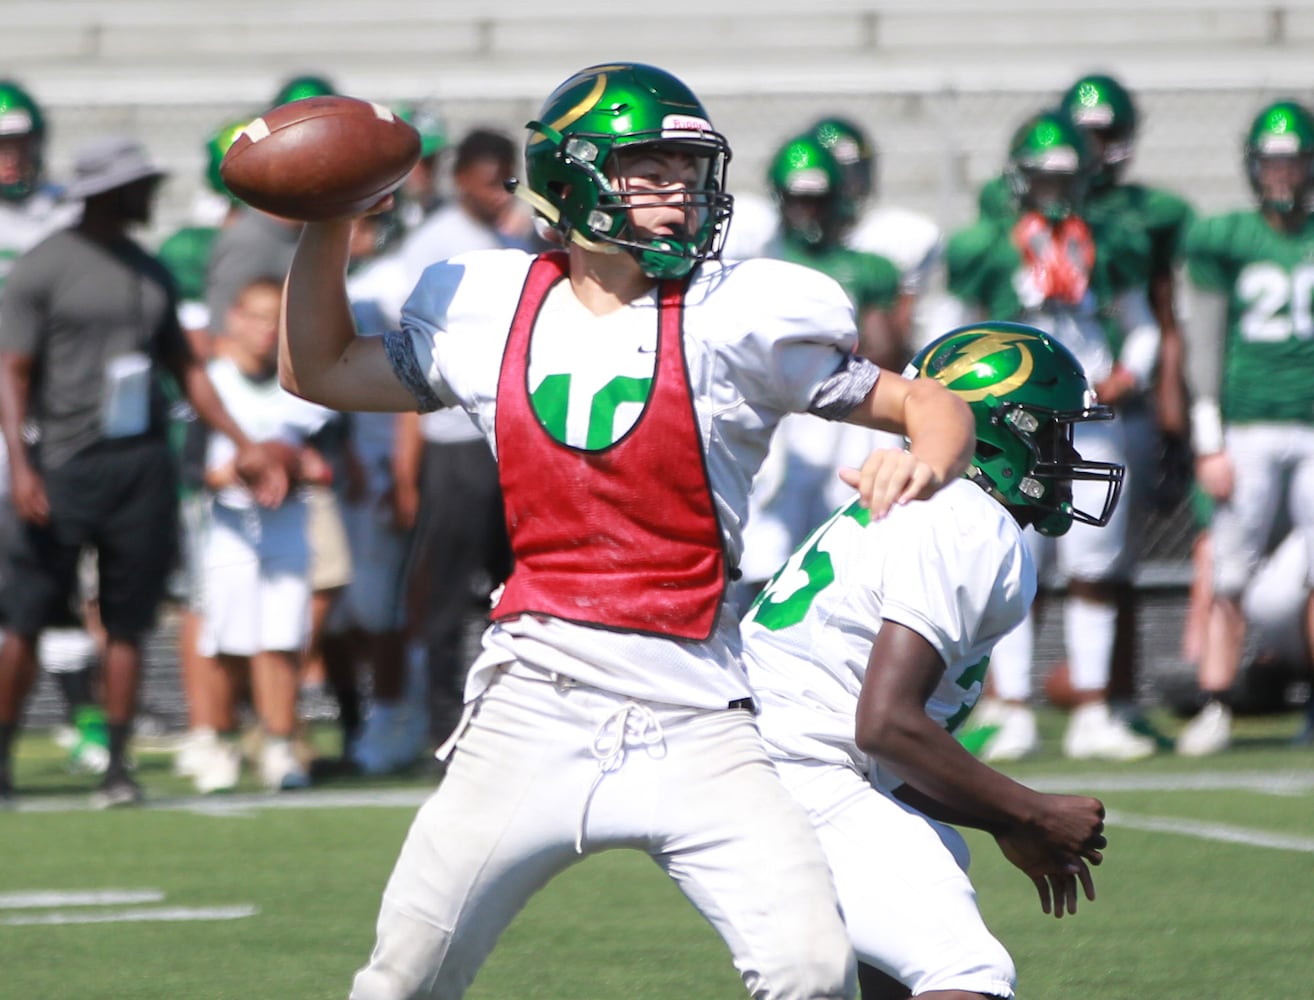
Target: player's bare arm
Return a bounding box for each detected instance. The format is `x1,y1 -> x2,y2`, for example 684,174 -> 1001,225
279,217 -> 417,413
855,622 -> 1107,876
838,371 -> 974,517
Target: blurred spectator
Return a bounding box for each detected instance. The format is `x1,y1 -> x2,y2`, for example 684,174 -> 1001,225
1177,99 -> 1314,754
0,79 -> 102,772
193,275 -> 333,792
0,136 -> 285,806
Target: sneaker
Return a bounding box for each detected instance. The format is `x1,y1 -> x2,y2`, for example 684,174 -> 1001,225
1063,702 -> 1157,761
194,739 -> 242,794
1176,700 -> 1232,757
67,707 -> 110,776
982,704 -> 1039,762
260,737 -> 311,791
92,769 -> 144,809
173,727 -> 218,778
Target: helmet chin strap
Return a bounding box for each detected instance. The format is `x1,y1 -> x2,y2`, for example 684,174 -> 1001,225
508,181 -> 622,255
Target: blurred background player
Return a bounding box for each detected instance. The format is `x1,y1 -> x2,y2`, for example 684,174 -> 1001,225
350,126 -> 523,751
1177,99 -> 1314,754
193,276 -> 333,792
1057,74 -> 1195,738
737,133 -> 903,608
394,100 -> 449,231
743,323 -> 1117,1000
946,109 -> 1158,760
811,116 -> 945,351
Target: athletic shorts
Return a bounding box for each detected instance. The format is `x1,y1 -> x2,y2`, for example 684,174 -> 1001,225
4,437 -> 177,638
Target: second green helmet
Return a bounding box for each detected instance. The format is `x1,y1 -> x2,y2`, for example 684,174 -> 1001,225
907,322 -> 1123,536
519,62 -> 733,280
767,133 -> 851,247
1005,109 -> 1094,221
1060,73 -> 1138,184
0,79 -> 45,201
1244,99 -> 1314,214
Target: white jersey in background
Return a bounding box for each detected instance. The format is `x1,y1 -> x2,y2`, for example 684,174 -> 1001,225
743,478 -> 1034,789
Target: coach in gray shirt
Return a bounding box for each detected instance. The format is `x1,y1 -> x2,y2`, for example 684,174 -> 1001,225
0,135 -> 285,807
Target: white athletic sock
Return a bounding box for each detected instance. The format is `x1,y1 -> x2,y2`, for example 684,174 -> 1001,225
989,612 -> 1034,702
1065,597 -> 1117,692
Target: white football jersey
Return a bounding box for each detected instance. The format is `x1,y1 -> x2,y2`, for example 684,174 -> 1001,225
742,479 -> 1035,788
391,248 -> 867,709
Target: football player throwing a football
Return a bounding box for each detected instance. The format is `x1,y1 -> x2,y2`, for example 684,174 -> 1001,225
743,323 -> 1117,1000
279,63 -> 974,1000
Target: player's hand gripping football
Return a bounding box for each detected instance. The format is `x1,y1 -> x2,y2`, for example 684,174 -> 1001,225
995,793 -> 1106,918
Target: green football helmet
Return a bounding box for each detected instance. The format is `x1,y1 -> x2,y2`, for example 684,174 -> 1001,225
1005,109 -> 1094,221
397,101 -> 448,159
767,133 -> 851,247
272,73 -> 336,107
810,116 -> 875,206
1244,99 -> 1314,215
0,79 -> 45,201
516,62 -> 733,280
1060,74 -> 1138,186
205,117 -> 251,199
907,322 -> 1123,536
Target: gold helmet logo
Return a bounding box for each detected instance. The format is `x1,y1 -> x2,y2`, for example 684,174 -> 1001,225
925,329 -> 1035,403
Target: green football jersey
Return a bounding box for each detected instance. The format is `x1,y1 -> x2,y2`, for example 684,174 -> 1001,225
1085,182 -> 1194,286
157,225 -> 219,303
1185,210 -> 1314,425
773,237 -> 901,314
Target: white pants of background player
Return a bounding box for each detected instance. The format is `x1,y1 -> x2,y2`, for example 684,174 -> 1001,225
773,759 -> 1016,997
989,414 -> 1131,700
1212,423 -> 1314,600
349,664 -> 856,1000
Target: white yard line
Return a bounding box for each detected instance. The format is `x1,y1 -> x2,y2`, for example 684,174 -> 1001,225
0,889 -> 165,909
1105,810 -> 1314,853
0,905 -> 258,926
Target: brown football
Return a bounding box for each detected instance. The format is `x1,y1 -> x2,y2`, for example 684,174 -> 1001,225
220,96 -> 420,222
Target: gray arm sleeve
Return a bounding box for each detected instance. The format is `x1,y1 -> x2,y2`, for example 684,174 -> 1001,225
382,329 -> 444,412
807,354 -> 881,420
1182,285 -> 1228,402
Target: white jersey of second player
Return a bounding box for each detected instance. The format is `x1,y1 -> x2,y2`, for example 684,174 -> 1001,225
387,247 -> 867,710
743,478 -> 1035,789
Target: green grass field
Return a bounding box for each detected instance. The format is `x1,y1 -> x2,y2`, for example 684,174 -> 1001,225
2,709 -> 1312,1000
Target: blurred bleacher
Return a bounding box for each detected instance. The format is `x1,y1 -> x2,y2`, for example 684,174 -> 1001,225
6,1 -> 1314,240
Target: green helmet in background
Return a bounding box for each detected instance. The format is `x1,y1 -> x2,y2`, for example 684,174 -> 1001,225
272,73 -> 337,107
907,322 -> 1123,536
0,79 -> 46,201
396,101 -> 448,159
767,133 -> 850,247
518,62 -> 733,280
1060,73 -> 1138,187
1005,109 -> 1094,221
1244,99 -> 1314,215
205,117 -> 251,199
810,116 -> 875,206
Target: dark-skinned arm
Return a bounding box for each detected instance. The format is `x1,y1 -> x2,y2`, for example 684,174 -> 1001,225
0,351 -> 47,524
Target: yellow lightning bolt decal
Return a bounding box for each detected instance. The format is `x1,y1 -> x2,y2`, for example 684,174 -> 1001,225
929,330 -> 1035,402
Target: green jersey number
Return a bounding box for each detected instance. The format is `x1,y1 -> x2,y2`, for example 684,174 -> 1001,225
1237,262 -> 1314,343
748,503 -> 871,632
531,373 -> 652,450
